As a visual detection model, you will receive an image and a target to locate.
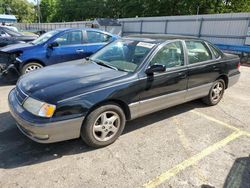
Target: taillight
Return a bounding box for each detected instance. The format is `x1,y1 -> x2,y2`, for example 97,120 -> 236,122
237,62 -> 241,70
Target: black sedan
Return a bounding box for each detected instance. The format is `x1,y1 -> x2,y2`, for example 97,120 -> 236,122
0,26 -> 38,47
8,34 -> 240,148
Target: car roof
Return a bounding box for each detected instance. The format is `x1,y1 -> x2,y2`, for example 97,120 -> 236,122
54,28 -> 117,36
125,34 -> 199,43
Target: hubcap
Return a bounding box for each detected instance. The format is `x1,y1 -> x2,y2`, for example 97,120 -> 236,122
211,82 -> 223,102
25,64 -> 42,74
93,111 -> 120,142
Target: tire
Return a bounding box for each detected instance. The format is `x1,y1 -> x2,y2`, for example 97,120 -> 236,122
202,79 -> 225,106
81,104 -> 126,148
21,62 -> 43,75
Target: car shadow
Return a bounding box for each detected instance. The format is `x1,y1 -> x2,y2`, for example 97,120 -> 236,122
200,157 -> 250,188
0,100 -> 206,169
223,157 -> 250,188
0,67 -> 19,86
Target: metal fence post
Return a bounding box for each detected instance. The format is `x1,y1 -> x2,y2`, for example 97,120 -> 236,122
140,20 -> 143,34
121,21 -> 124,36
164,20 -> 168,34
198,18 -> 203,38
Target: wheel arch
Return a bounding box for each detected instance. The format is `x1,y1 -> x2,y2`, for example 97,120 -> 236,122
216,75 -> 229,89
21,59 -> 46,70
84,99 -> 132,121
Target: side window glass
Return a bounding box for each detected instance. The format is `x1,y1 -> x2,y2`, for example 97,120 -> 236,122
87,31 -> 112,43
0,30 -> 8,37
208,43 -> 221,59
185,40 -> 212,64
150,41 -> 184,68
55,31 -> 82,46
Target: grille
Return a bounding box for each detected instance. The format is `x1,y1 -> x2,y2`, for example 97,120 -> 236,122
15,86 -> 28,105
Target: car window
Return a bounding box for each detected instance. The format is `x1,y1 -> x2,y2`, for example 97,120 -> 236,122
87,31 -> 112,43
207,43 -> 221,59
32,30 -> 60,45
150,41 -> 184,68
0,30 -> 5,36
185,40 -> 212,64
55,31 -> 83,46
90,40 -> 154,72
3,27 -> 22,36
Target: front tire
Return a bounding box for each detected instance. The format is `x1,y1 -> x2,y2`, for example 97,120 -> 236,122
202,79 -> 225,106
81,104 -> 126,148
21,62 -> 43,75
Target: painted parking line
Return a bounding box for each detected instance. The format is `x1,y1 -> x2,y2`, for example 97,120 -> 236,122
191,110 -> 250,137
144,131 -> 244,188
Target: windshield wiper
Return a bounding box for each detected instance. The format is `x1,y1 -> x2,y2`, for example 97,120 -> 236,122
90,59 -> 118,71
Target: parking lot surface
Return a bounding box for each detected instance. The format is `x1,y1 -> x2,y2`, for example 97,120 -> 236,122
0,66 -> 250,188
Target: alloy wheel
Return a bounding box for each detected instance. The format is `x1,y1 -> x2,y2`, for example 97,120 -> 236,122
211,82 -> 224,102
25,64 -> 42,74
92,111 -> 121,142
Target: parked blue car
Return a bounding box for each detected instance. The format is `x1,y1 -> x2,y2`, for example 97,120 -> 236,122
0,28 -> 119,75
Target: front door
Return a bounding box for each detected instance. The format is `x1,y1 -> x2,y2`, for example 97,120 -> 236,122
137,41 -> 188,117
46,30 -> 87,65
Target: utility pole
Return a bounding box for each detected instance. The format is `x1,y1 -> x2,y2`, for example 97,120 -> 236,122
35,0 -> 41,23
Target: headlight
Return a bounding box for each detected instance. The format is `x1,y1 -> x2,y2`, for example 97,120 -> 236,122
23,97 -> 56,118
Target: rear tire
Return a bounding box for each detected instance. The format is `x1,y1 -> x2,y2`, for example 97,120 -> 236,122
81,104 -> 126,148
202,79 -> 225,106
21,62 -> 43,75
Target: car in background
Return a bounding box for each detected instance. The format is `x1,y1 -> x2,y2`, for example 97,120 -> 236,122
0,28 -> 119,75
0,26 -> 38,47
8,35 -> 240,147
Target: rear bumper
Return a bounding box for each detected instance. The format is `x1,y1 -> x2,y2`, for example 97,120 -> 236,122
228,73 -> 240,88
8,89 -> 84,143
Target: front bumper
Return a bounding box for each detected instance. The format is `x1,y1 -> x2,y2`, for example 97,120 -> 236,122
8,89 -> 84,143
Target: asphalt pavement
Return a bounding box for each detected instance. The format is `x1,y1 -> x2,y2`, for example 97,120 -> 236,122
0,66 -> 250,188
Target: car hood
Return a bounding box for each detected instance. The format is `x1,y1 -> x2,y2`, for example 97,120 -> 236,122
0,43 -> 36,53
18,59 -> 129,103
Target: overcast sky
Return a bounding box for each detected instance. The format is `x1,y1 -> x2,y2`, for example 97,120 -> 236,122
27,0 -> 36,4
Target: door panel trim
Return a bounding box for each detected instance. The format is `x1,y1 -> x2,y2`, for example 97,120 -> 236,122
186,83 -> 212,101
129,90 -> 186,120
129,82 -> 212,120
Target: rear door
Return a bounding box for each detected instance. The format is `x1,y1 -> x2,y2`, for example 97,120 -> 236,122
185,40 -> 223,101
83,30 -> 113,56
46,30 -> 87,65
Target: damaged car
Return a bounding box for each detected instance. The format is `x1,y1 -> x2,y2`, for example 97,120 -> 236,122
0,28 -> 119,76
0,26 -> 38,47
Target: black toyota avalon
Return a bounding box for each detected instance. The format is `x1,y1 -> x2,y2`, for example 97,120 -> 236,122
8,34 -> 240,148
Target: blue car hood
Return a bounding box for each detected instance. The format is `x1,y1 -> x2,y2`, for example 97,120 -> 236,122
18,59 -> 129,103
0,43 -> 35,53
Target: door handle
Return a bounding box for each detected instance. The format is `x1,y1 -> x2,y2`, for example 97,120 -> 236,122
178,72 -> 187,79
76,49 -> 84,53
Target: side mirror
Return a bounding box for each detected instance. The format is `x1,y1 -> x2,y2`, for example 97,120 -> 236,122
145,64 -> 166,75
48,42 -> 59,48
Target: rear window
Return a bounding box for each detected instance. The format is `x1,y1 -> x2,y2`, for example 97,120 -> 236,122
207,43 -> 221,59
87,31 -> 112,43
185,40 -> 212,64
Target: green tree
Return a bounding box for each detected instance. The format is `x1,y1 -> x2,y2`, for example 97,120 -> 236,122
1,0 -> 36,22
39,0 -> 250,22
40,0 -> 56,22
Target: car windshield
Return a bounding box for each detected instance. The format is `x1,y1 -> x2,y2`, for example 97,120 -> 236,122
31,30 -> 60,45
90,39 -> 155,72
3,27 -> 22,37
